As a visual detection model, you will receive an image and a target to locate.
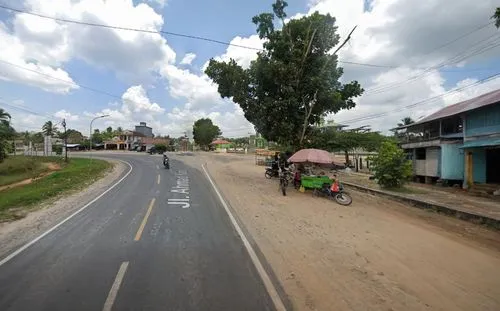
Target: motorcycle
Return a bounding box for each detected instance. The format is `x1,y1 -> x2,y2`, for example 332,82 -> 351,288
265,167 -> 279,179
163,155 -> 170,169
312,180 -> 352,206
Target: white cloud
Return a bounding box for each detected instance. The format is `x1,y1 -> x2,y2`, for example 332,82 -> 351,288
0,22 -> 78,93
160,64 -> 225,110
180,53 -> 196,65
210,35 -> 264,69
54,109 -> 79,121
1,0 -> 176,91
209,0 -> 500,133
121,85 -> 165,114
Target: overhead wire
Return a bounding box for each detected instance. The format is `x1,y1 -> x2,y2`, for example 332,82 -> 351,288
337,72 -> 500,125
0,4 -> 495,72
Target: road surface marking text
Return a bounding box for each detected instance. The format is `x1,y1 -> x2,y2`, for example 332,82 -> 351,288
157,174 -> 161,185
168,170 -> 190,208
134,198 -> 156,241
102,261 -> 129,311
0,160 -> 134,267
202,164 -> 287,311
156,164 -> 159,170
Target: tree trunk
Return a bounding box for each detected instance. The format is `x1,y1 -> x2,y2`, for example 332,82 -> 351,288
344,150 -> 349,167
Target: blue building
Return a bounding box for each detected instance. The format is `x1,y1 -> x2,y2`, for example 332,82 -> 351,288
397,88 -> 500,189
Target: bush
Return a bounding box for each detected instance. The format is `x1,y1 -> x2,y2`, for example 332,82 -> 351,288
53,145 -> 63,155
154,144 -> 167,153
369,141 -> 412,188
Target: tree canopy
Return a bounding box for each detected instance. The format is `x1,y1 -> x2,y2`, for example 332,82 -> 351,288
205,0 -> 363,149
192,118 -> 222,150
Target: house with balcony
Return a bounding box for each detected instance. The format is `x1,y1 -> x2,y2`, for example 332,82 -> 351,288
104,130 -> 145,150
395,88 -> 500,190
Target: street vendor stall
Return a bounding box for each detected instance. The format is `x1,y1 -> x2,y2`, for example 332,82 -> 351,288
288,149 -> 335,189
288,148 -> 352,205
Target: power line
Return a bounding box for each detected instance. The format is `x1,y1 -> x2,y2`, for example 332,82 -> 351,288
362,35 -> 500,96
337,72 -> 500,125
0,98 -> 54,119
0,4 -> 495,72
0,4 -> 262,51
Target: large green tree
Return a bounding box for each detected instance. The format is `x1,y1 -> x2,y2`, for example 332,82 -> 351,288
493,7 -> 500,28
205,1 -> 363,149
192,118 -> 222,150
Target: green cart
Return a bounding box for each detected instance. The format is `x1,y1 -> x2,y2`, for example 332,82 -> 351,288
300,175 -> 332,189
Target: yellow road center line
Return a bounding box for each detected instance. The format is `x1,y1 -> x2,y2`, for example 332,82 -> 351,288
102,261 -> 129,311
134,198 -> 156,241
157,174 -> 161,184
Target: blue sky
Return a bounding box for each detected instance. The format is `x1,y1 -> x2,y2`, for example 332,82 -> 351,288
0,0 -> 499,136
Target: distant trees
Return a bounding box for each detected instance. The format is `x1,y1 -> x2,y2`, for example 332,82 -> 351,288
192,118 -> 221,150
307,126 -> 385,164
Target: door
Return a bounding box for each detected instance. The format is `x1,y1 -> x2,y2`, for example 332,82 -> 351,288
486,148 -> 500,183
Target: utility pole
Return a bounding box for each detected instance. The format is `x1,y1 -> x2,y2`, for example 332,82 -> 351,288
62,118 -> 68,162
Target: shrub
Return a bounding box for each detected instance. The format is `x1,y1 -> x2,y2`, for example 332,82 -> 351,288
53,145 -> 63,155
154,144 -> 167,153
369,141 -> 412,188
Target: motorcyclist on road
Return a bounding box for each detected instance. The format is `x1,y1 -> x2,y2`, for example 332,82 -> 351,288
163,153 -> 169,166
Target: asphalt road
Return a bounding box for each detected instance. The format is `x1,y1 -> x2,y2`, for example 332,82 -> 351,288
0,153 -> 276,311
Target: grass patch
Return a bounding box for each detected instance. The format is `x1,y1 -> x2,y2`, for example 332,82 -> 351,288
0,157 -> 112,221
0,156 -> 58,186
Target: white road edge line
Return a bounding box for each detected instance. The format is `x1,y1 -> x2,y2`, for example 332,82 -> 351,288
102,261 -> 129,311
0,160 -> 134,267
201,164 -> 287,311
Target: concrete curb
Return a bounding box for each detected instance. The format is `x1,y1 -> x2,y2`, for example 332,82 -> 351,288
343,182 -> 500,229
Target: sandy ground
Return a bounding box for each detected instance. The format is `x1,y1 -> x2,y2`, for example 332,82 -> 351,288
181,152 -> 500,311
0,160 -> 126,259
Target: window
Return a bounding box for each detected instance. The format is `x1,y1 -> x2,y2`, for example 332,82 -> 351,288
416,148 -> 426,160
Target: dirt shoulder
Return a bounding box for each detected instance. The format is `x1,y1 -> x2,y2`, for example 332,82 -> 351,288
0,159 -> 127,259
181,152 -> 500,311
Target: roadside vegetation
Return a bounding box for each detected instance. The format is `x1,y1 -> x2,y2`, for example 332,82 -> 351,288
0,156 -> 111,221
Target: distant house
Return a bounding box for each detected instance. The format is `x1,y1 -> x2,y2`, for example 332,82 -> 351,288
395,88 -> 500,189
104,130 -> 145,150
210,139 -> 232,152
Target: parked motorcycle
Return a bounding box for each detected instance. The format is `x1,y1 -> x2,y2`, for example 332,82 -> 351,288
312,181 -> 352,206
265,167 -> 279,179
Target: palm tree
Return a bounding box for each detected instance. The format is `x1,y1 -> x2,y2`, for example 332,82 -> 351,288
0,108 -> 11,126
397,117 -> 415,127
42,121 -> 58,137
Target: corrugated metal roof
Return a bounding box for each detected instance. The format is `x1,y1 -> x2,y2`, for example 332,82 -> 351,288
414,88 -> 500,125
